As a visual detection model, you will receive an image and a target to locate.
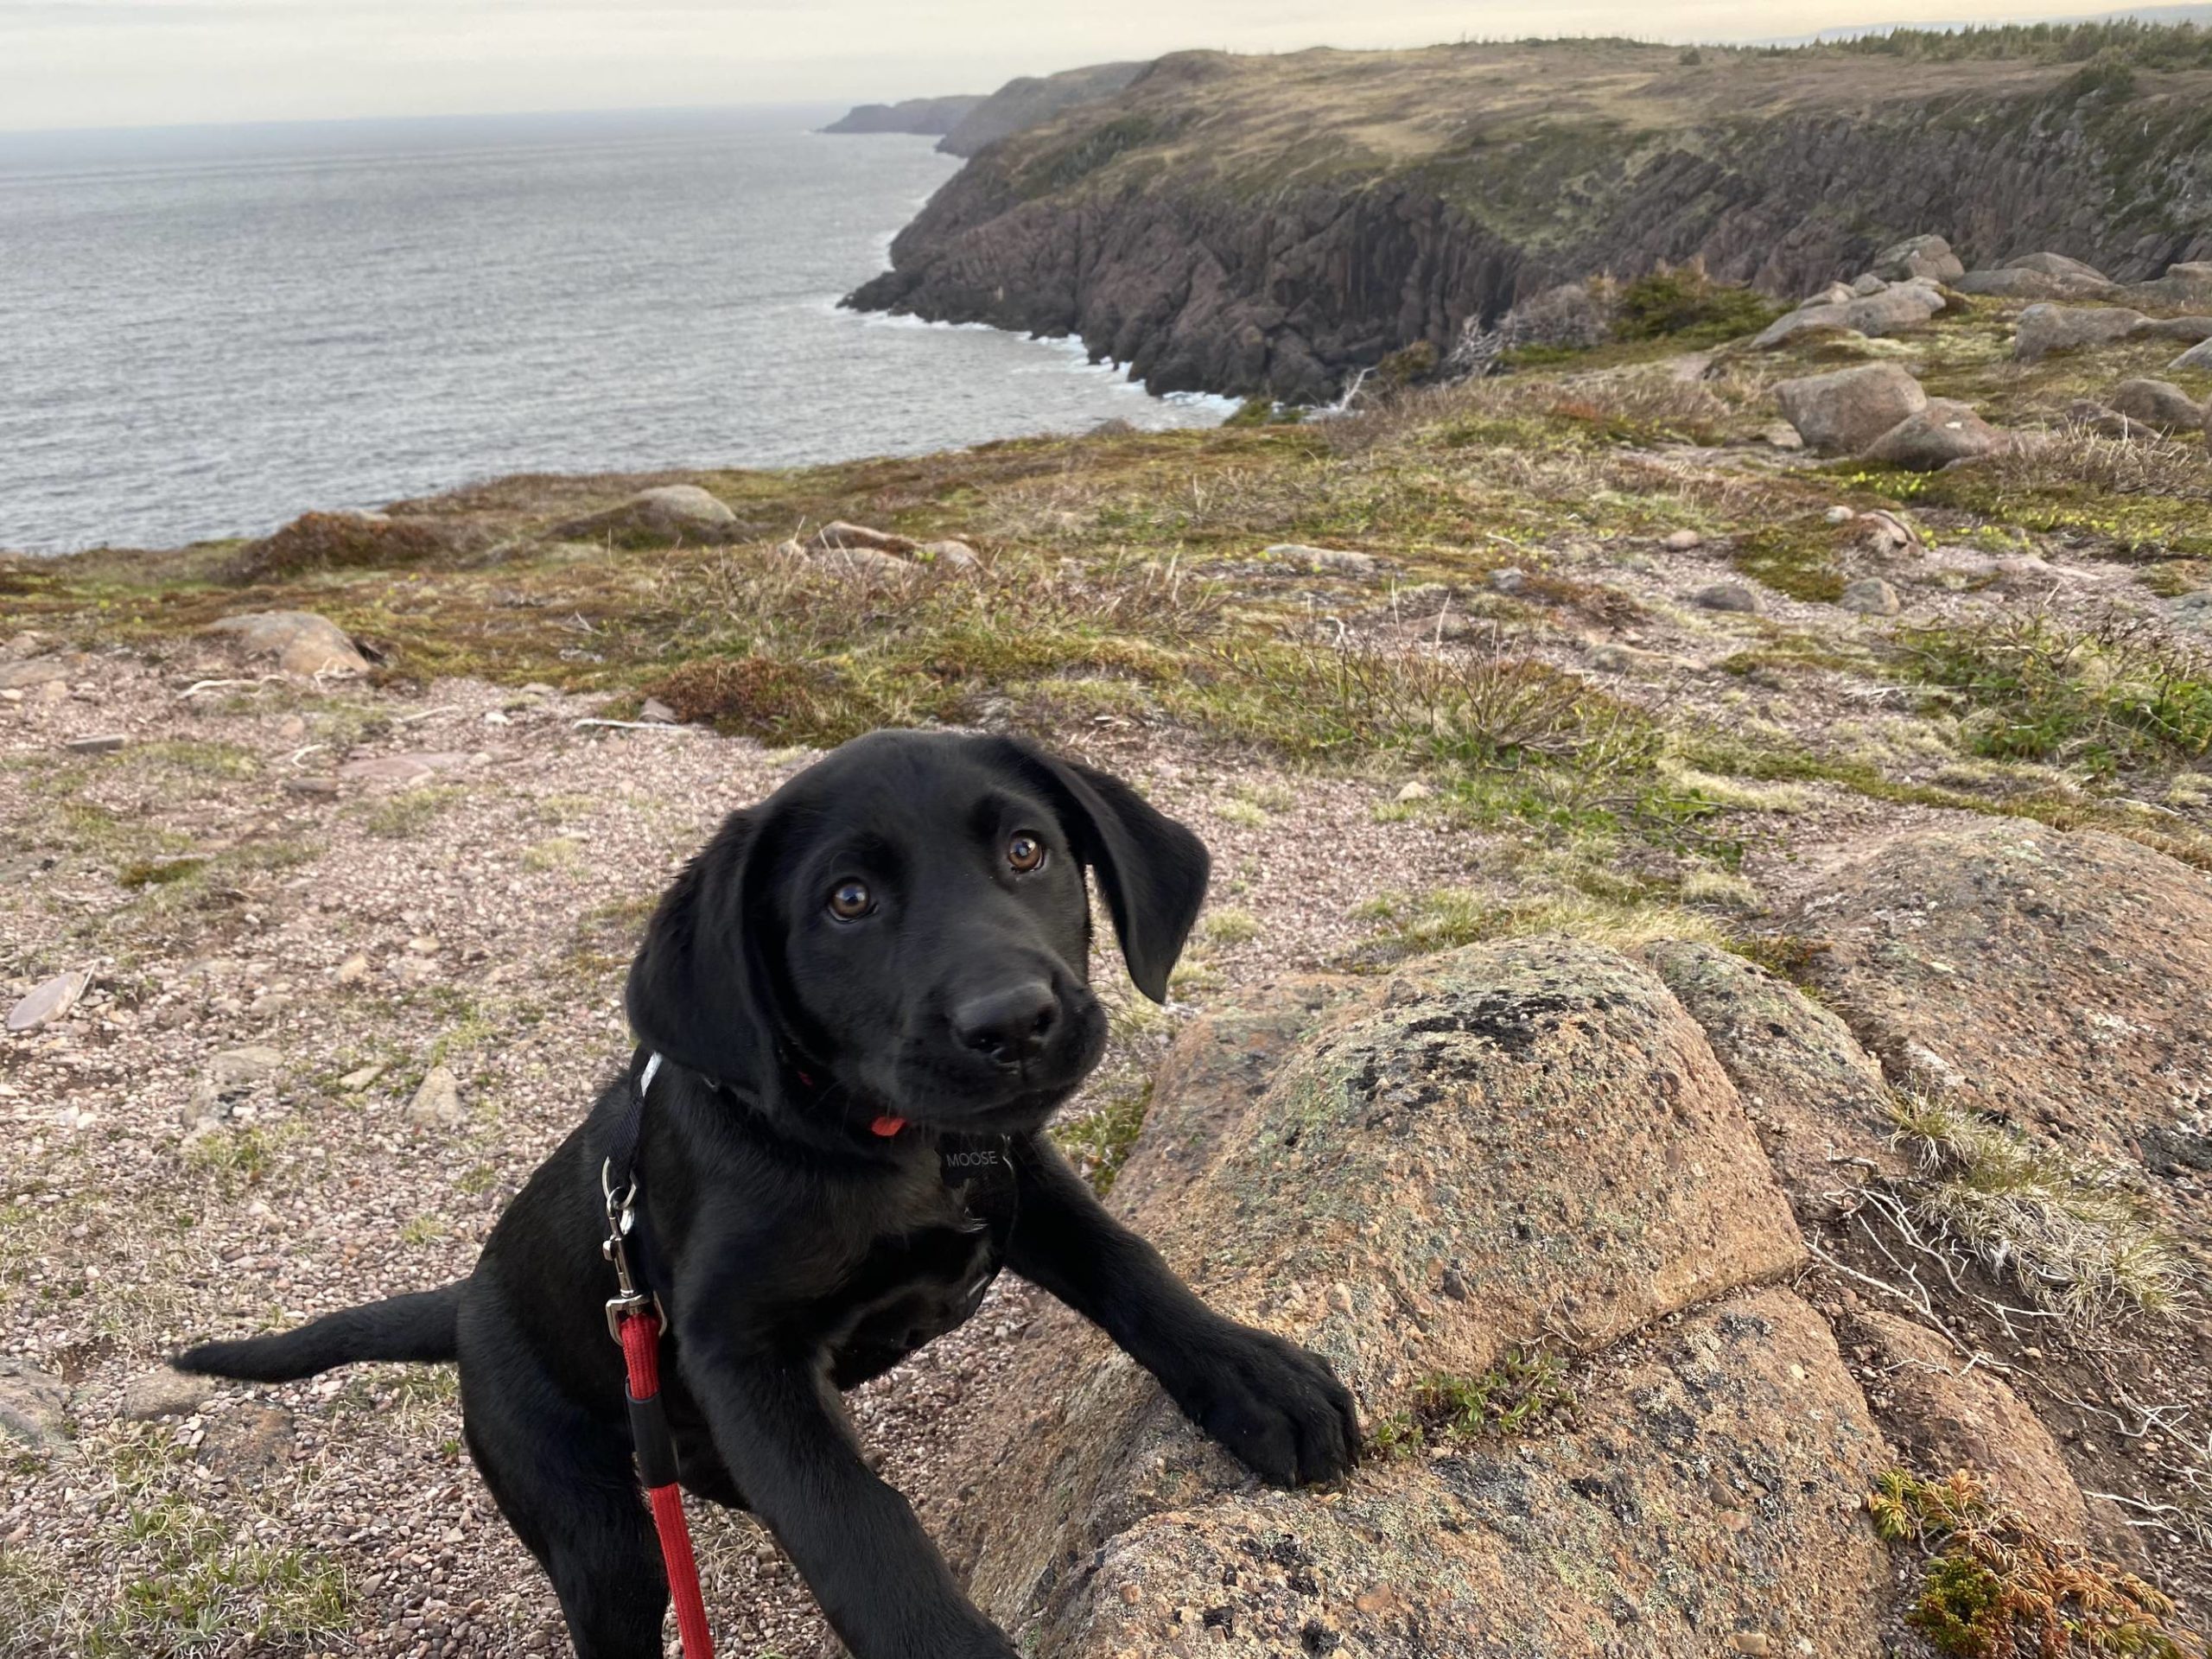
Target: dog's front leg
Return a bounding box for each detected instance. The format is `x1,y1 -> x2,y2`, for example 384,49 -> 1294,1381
1005,1135 -> 1360,1486
676,1332 -> 1015,1659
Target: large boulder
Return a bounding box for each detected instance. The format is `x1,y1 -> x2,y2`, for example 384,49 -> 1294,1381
1772,363 -> 1929,454
2012,304 -> 2147,363
1859,398 -> 2011,470
2107,378 -> 2205,434
1866,234 -> 1965,284
2133,315 -> 2212,345
1754,283 -> 1944,350
2172,336 -> 2212,373
201,611 -> 370,677
555,484 -> 741,545
932,943 -> 1900,1656
1796,823 -> 2212,1172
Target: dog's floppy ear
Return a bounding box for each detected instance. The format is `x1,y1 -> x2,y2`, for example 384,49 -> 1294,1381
625,808 -> 777,1091
1007,741 -> 1210,1004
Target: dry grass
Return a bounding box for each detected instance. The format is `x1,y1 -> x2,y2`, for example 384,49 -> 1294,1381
1886,1094 -> 2188,1323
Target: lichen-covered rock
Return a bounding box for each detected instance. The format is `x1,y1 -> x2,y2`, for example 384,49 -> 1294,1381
1773,362 -> 1928,454
1639,939 -> 1908,1217
937,942 -> 1884,1656
1796,823 -> 2212,1172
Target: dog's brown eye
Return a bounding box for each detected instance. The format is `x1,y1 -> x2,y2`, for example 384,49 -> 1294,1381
827,880 -> 874,920
1007,832 -> 1046,874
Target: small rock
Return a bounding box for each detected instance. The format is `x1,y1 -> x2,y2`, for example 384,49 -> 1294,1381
1802,282 -> 1856,307
202,611 -> 370,677
122,1369 -> 215,1422
1486,567 -> 1528,595
1694,583 -> 1764,614
198,1404 -> 294,1477
638,698 -> 677,724
2012,303 -> 2146,364
1394,781 -> 1433,804
1758,421 -> 1803,450
1727,1634 -> 1773,1656
810,521 -> 918,555
2107,378 -> 2203,433
1662,529 -> 1703,551
334,954 -> 370,985
1839,578 -> 1901,616
339,1064 -> 385,1091
407,1065 -> 464,1128
0,1358 -> 72,1450
207,1046 -> 283,1090
64,734 -> 128,754
1855,510 -> 1918,552
1848,271 -> 1887,296
336,751 -> 474,785
1588,642 -> 1676,675
2173,336 -> 2212,372
8,969 -> 90,1033
0,656 -> 79,691
1264,543 -> 1380,576
1823,506 -> 1856,524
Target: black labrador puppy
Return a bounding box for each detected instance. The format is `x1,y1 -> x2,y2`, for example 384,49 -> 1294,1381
180,729 -> 1358,1659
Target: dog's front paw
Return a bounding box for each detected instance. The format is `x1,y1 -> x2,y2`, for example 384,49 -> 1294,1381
1171,1323 -> 1360,1487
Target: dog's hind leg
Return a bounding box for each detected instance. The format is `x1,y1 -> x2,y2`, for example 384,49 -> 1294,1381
460,1323 -> 669,1657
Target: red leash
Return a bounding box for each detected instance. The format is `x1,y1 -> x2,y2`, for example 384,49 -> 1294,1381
602,1050 -> 715,1657
616,1307 -> 715,1659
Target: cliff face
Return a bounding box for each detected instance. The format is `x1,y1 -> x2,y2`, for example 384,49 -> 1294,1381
845,42 -> 2212,401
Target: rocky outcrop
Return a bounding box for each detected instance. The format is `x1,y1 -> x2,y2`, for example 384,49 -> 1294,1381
931,942 -> 1898,1656
936,61 -> 1149,156
2013,303 -> 2149,362
821,95 -> 983,137
847,41 -> 2212,399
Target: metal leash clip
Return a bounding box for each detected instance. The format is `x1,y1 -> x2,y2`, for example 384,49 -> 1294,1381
601,1157 -> 663,1342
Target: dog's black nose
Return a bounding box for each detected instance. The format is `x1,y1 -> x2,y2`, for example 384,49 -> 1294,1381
952,982 -> 1058,1067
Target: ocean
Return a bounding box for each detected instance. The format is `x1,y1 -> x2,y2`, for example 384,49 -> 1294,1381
0,105 -> 1228,556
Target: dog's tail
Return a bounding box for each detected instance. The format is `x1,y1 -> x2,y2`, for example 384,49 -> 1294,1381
175,1281 -> 464,1382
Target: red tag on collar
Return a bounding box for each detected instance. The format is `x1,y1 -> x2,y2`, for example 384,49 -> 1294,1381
869,1114 -> 907,1138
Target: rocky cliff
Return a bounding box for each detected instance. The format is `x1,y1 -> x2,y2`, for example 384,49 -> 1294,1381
845,38 -> 2212,400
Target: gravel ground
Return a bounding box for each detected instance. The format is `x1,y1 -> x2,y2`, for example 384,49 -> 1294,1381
0,647 -> 1477,1658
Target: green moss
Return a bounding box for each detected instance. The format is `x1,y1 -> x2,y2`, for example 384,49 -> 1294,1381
1372,1350 -> 1575,1457
1730,522 -> 1847,604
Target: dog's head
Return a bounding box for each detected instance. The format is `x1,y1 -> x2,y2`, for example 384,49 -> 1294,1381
626,731 -> 1209,1143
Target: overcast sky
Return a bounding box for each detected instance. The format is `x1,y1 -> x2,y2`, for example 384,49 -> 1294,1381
0,0 -> 2130,133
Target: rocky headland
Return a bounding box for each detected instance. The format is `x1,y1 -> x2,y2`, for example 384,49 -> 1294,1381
846,30 -> 2212,400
